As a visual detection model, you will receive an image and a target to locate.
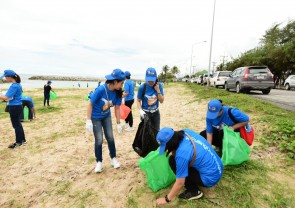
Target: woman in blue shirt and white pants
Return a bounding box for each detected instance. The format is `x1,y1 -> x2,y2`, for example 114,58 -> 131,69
0,70 -> 26,148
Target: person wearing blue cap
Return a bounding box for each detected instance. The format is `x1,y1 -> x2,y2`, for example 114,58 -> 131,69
43,80 -> 54,106
0,69 -> 26,148
155,127 -> 223,205
136,67 -> 164,131
200,99 -> 250,155
86,69 -> 125,173
122,71 -> 135,131
21,95 -> 36,120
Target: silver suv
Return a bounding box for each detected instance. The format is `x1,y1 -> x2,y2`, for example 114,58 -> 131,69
224,66 -> 274,94
284,75 -> 295,90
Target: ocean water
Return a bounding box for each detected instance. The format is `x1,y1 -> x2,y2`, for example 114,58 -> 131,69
0,74 -> 104,89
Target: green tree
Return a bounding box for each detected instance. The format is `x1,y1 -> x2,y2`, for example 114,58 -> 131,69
170,66 -> 180,78
161,65 -> 170,82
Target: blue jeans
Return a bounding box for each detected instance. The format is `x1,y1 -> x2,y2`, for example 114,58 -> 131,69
145,110 -> 160,131
92,116 -> 116,162
8,105 -> 25,144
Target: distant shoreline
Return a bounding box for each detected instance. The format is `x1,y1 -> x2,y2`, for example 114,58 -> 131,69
29,75 -> 100,82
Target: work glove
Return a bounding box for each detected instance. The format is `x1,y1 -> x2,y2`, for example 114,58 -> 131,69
117,124 -> 123,134
86,120 -> 93,133
139,109 -> 146,120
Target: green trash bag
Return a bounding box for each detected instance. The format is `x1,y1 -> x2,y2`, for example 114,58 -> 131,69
23,106 -> 29,121
222,126 -> 251,165
84,95 -> 89,101
139,148 -> 176,192
50,91 -> 57,100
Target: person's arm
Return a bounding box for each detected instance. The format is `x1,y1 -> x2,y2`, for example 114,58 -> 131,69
136,98 -> 142,110
122,91 -> 129,98
156,178 -> 185,205
115,105 -> 121,124
32,107 -> 36,118
207,132 -> 213,145
229,120 -> 249,131
0,95 -> 9,101
154,84 -> 164,103
87,103 -> 93,120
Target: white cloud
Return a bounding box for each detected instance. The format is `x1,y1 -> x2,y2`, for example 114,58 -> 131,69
0,0 -> 294,79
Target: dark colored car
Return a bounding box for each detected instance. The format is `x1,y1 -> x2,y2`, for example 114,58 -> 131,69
224,66 -> 274,94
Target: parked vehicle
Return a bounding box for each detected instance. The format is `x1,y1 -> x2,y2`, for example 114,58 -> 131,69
284,75 -> 295,90
211,71 -> 231,88
224,66 -> 274,94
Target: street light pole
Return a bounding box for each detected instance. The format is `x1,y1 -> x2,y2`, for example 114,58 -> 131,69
190,40 -> 206,77
207,0 -> 216,86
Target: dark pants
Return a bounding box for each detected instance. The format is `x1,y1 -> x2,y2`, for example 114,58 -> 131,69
8,105 -> 25,144
124,99 -> 134,127
44,93 -> 50,106
21,100 -> 33,120
145,110 -> 160,131
169,156 -> 204,192
200,128 -> 224,150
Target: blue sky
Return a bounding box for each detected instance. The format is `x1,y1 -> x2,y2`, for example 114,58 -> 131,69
0,0 -> 294,79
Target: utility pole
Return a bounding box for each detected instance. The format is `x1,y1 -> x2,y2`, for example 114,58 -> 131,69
220,55 -> 227,70
207,0 -> 216,86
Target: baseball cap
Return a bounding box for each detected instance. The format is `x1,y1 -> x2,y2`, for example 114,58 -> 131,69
206,99 -> 222,119
0,69 -> 17,78
47,80 -> 52,83
125,71 -> 131,77
105,69 -> 126,81
145,67 -> 157,82
156,127 -> 174,155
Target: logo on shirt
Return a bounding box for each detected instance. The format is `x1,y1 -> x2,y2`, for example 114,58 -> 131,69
145,94 -> 158,106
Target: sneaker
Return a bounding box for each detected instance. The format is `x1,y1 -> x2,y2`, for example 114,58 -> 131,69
124,123 -> 130,129
111,157 -> 120,169
22,140 -> 27,145
8,143 -> 22,149
179,190 -> 203,200
125,126 -> 134,132
95,161 -> 103,173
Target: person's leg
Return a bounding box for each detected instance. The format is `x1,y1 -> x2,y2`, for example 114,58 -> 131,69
124,99 -> 134,127
102,116 -> 116,159
47,94 -> 50,106
149,110 -> 160,131
200,129 -> 223,149
28,103 -> 33,120
43,94 -> 47,106
9,105 -> 24,145
92,119 -> 103,162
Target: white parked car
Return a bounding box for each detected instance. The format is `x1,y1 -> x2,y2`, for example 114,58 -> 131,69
284,75 -> 295,90
211,71 -> 231,88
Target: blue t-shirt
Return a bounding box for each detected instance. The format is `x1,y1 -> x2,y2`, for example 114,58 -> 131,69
90,83 -> 122,119
206,106 -> 249,133
124,79 -> 134,101
137,83 -> 164,111
21,96 -> 35,107
175,129 -> 223,187
5,83 -> 22,106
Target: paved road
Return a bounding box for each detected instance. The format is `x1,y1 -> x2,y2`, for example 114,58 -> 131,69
249,89 -> 295,111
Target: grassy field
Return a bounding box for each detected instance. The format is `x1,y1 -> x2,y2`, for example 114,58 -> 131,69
0,83 -> 294,208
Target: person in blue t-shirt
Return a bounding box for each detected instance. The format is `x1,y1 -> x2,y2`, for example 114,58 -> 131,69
136,67 -> 164,131
0,69 -> 26,148
122,71 -> 135,132
21,95 -> 36,120
200,99 -> 250,155
155,127 -> 223,205
86,69 -> 125,173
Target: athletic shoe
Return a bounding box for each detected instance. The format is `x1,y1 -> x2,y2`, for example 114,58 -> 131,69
124,123 -> 130,129
95,162 -> 103,173
22,140 -> 27,145
125,126 -> 134,132
111,157 -> 120,169
8,143 -> 22,149
179,190 -> 203,200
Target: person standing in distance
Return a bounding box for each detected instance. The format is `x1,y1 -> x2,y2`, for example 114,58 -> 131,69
43,80 -> 54,107
136,67 -> 164,131
86,69 -> 125,173
0,69 -> 26,148
122,71 -> 135,131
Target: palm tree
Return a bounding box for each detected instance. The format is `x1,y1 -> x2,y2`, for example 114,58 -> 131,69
162,65 -> 170,82
171,66 -> 180,78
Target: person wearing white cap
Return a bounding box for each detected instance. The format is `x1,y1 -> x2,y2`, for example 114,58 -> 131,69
155,127 -> 223,205
200,99 -> 250,155
86,69 -> 125,173
0,69 -> 26,148
136,67 -> 164,131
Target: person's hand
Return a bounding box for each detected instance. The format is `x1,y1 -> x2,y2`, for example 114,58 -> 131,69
117,124 -> 123,134
156,197 -> 167,206
229,126 -> 235,131
139,109 -> 146,120
86,120 -> 93,133
154,83 -> 160,92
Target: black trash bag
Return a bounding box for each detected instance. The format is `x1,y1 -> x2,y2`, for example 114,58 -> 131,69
132,115 -> 159,157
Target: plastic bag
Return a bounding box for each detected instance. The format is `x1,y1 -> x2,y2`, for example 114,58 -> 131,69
132,115 -> 159,157
50,91 -> 57,100
23,106 -> 29,120
222,126 -> 250,165
139,148 -> 176,192
114,104 -> 131,120
240,124 -> 255,146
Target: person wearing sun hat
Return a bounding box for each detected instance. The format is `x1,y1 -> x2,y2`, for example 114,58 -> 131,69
86,68 -> 125,173
122,71 -> 135,132
136,67 -> 164,131
0,69 -> 26,149
200,99 -> 250,155
155,127 -> 223,205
